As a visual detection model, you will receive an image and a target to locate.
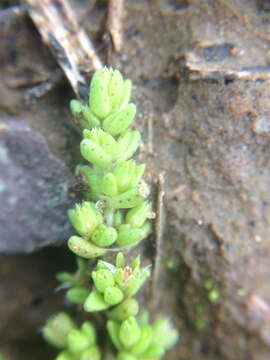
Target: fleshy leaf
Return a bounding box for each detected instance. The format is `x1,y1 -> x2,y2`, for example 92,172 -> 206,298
80,346 -> 101,360
117,130 -> 141,161
103,286 -> 124,306
67,329 -> 91,355
43,313 -> 76,349
119,79 -> 133,110
114,210 -> 124,229
89,67 -> 111,119
108,68 -> 124,108
56,352 -> 73,360
116,252 -> 125,268
68,236 -> 107,259
107,298 -> 139,322
92,269 -> 115,293
119,316 -> 141,348
107,320 -> 123,351
84,289 -> 110,312
116,353 -> 137,360
101,173 -> 119,196
68,201 -> 99,238
103,104 -> 136,136
91,224 -> 118,247
66,287 -> 90,305
81,321 -> 97,347
108,183 -> 150,209
151,318 -> 179,350
130,325 -> 152,356
76,165 -> 103,200
84,128 -> 120,157
80,139 -> 112,168
140,343 -> 165,359
126,201 -> 152,228
116,222 -> 152,247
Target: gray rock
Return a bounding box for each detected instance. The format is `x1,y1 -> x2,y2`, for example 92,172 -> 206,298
0,118 -> 74,253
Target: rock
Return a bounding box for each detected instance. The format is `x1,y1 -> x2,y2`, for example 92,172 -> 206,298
0,118 -> 74,253
0,247 -> 75,360
1,0 -> 270,359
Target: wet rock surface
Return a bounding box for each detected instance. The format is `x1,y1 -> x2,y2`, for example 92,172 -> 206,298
0,0 -> 270,359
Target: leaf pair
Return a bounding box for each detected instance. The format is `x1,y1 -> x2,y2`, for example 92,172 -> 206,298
90,67 -> 134,128
107,316 -> 179,360
71,67 -> 135,136
83,253 -> 150,312
67,202 -> 152,259
80,128 -> 141,170
43,314 -> 101,360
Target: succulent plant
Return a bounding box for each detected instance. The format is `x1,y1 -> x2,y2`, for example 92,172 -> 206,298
43,67 -> 178,360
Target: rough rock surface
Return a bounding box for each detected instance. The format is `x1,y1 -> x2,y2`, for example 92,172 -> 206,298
0,0 -> 270,360
0,119 -> 74,253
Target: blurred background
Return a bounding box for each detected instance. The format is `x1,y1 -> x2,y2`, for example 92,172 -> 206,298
0,0 -> 270,359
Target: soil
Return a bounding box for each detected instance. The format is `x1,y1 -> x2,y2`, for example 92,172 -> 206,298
0,0 -> 270,359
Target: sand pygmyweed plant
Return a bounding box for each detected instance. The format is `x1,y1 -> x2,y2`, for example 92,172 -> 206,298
43,67 -> 178,359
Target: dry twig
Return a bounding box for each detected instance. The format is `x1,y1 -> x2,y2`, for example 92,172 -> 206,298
25,0 -> 103,97
106,0 -> 124,52
151,172 -> 165,309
